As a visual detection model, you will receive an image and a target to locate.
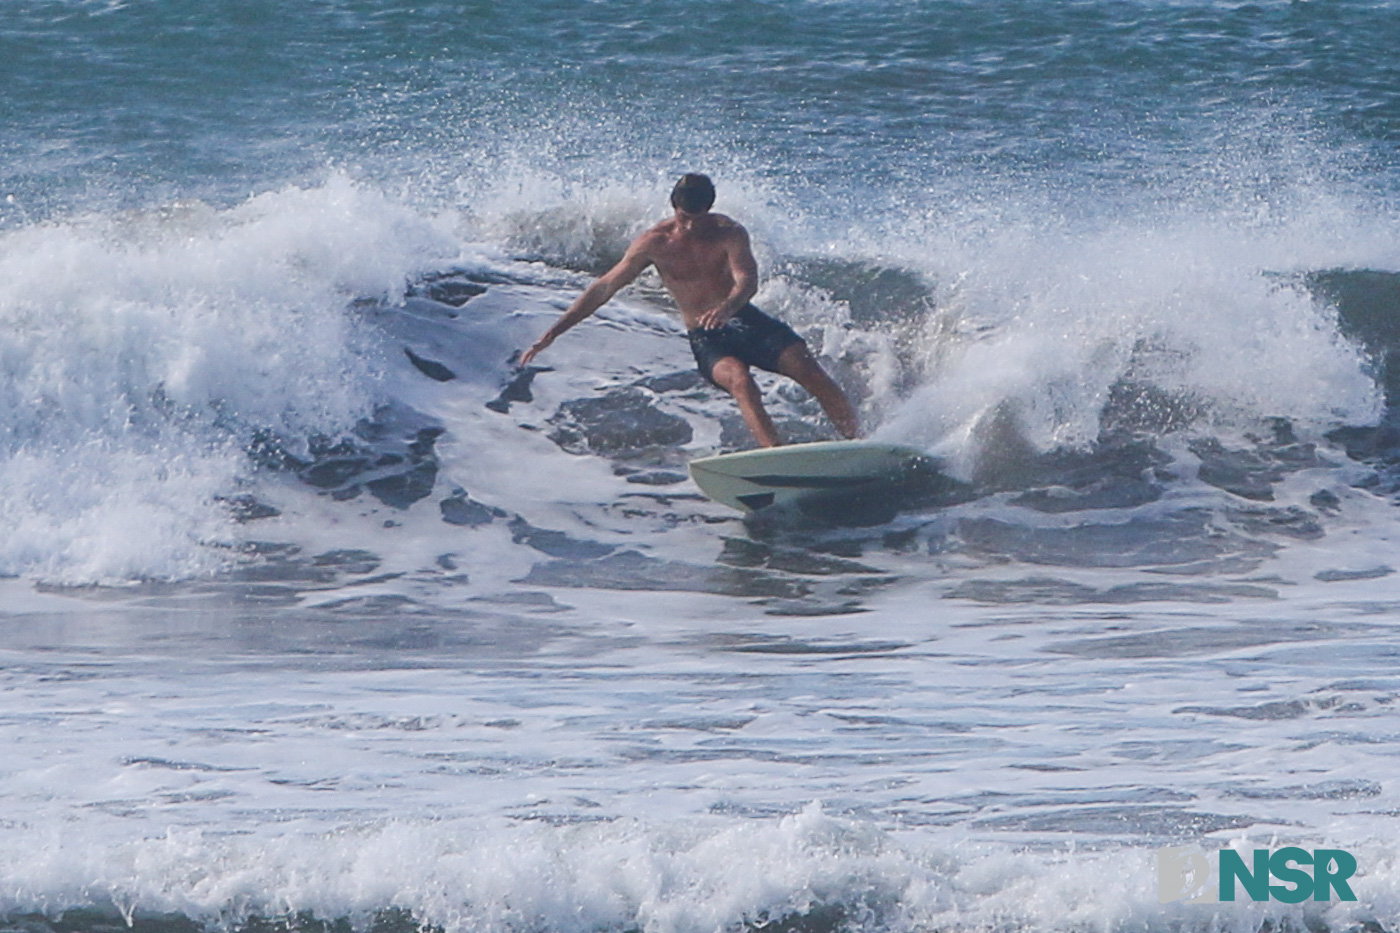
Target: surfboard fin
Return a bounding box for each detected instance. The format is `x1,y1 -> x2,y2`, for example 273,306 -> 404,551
737,492 -> 776,510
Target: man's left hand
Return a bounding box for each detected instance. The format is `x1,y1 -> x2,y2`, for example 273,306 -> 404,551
697,306 -> 734,330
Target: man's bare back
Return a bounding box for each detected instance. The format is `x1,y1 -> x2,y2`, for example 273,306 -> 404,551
519,173 -> 858,447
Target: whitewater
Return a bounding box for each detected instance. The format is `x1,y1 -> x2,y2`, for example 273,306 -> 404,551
4,2 -> 1400,933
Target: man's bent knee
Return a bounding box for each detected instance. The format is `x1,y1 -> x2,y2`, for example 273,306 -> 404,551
709,357 -> 754,394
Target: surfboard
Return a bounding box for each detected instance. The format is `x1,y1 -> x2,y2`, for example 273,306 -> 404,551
687,440 -> 931,512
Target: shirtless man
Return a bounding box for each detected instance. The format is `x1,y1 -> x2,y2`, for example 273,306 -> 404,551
520,173 -> 860,447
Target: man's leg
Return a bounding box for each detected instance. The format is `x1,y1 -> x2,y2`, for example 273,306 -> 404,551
709,356 -> 782,447
776,343 -> 861,439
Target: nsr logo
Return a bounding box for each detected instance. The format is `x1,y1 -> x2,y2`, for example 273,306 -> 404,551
1158,845 -> 1359,904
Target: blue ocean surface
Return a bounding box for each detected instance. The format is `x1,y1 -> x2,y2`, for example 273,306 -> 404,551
3,2 -> 1400,932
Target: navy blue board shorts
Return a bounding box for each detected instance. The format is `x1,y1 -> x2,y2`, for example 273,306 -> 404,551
687,304 -> 805,387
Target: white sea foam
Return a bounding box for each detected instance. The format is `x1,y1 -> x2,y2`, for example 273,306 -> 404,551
3,807 -> 1398,933
5,561 -> 1400,933
0,176 -> 459,582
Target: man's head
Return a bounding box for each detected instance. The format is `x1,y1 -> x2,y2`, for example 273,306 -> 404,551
671,173 -> 716,214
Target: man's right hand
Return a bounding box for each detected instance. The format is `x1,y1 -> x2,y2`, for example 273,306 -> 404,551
515,237 -> 651,369
519,336 -> 551,367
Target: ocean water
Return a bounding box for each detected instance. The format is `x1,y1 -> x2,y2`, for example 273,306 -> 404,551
4,2 -> 1400,932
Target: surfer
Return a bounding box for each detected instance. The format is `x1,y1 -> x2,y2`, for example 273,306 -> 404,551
519,173 -> 860,447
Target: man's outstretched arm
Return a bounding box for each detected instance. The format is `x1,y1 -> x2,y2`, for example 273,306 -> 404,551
520,242 -> 652,366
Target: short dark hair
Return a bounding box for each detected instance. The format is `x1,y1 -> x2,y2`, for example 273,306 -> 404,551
670,173 -> 716,213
